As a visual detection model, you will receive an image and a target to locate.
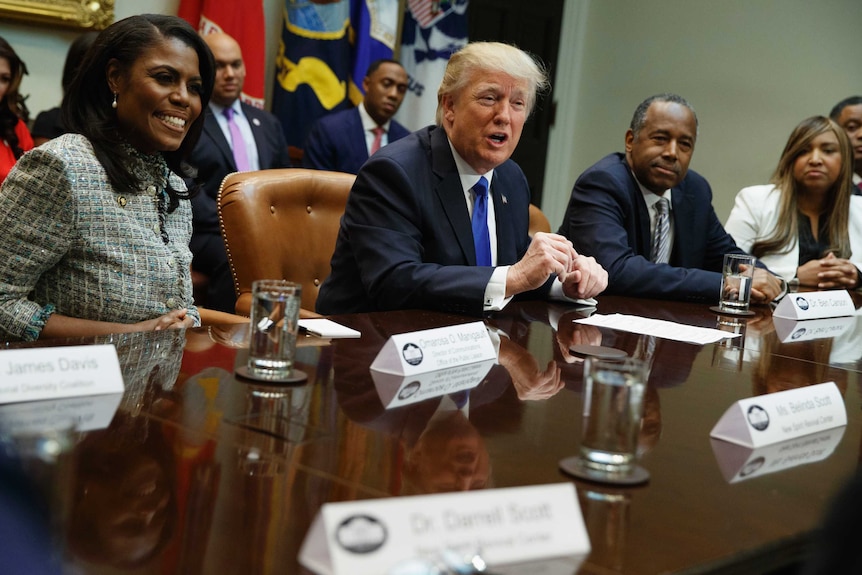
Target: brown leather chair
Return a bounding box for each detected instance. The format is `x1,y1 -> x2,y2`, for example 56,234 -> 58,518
528,204 -> 551,236
217,168 -> 355,318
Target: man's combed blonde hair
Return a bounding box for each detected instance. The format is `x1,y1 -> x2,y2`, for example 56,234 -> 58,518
435,42 -> 549,125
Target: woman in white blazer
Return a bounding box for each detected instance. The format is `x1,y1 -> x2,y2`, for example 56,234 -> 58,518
725,116 -> 862,290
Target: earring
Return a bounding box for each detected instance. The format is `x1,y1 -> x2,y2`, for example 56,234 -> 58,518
112,92 -> 118,109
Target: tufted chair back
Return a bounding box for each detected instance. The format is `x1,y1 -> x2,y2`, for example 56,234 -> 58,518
217,168 -> 355,317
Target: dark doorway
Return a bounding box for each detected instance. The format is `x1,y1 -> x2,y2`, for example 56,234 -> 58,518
468,0 -> 564,207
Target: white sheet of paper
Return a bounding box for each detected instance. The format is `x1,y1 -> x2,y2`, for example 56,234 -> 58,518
299,318 -> 361,338
573,313 -> 739,344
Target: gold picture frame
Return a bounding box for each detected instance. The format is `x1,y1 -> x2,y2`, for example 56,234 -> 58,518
0,0 -> 114,30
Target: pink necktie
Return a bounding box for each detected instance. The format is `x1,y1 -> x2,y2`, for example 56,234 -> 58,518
224,108 -> 250,171
370,126 -> 385,155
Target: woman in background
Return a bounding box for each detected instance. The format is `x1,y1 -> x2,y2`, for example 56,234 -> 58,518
0,14 -> 215,341
0,36 -> 33,184
30,31 -> 99,147
725,116 -> 862,289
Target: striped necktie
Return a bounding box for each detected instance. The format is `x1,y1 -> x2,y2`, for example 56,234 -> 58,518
651,197 -> 670,264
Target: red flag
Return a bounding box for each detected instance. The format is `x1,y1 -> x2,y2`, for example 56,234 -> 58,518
179,0 -> 266,108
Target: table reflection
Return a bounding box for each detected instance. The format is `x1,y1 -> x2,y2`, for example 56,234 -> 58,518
67,329 -> 186,569
3,294 -> 862,574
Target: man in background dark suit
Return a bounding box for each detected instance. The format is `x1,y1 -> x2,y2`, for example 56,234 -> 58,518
302,59 -> 410,174
830,96 -> 862,193
558,93 -> 782,303
188,32 -> 290,313
317,42 -> 607,316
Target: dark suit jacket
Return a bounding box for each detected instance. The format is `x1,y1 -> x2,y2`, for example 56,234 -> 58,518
558,152 -> 747,302
189,103 -> 290,234
302,107 -> 410,174
316,125 -> 549,316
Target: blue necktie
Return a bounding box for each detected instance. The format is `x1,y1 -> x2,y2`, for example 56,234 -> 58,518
450,390 -> 470,408
471,176 -> 491,266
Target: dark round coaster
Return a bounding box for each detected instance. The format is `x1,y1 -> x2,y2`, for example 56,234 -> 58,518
568,345 -> 628,359
558,455 -> 650,486
709,305 -> 755,317
235,366 -> 308,384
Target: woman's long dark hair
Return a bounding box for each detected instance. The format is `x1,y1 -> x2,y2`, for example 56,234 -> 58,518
62,15 -> 215,212
0,36 -> 29,160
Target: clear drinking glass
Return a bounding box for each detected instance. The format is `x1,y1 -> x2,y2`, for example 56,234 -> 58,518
559,357 -> 650,485
247,279 -> 301,379
719,254 -> 756,313
578,357 -> 647,476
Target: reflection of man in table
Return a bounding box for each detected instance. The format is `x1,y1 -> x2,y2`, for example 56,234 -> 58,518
402,399 -> 491,494
332,313 -> 537,494
317,42 -> 607,316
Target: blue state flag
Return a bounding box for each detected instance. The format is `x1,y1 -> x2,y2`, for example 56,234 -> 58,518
272,1 -> 353,148
272,0 -> 401,149
349,0 -> 400,105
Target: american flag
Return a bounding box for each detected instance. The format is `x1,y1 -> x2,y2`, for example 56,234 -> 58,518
407,0 -> 448,28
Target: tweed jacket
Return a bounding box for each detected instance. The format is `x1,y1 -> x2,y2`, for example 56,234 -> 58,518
0,134 -> 199,341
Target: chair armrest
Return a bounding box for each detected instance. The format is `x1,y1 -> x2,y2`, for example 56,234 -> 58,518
235,293 -> 321,319
198,307 -> 250,326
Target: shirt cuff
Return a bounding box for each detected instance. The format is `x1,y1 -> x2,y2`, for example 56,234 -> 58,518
483,266 -> 514,311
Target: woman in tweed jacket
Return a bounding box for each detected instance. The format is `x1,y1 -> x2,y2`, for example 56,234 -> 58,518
0,15 -> 216,341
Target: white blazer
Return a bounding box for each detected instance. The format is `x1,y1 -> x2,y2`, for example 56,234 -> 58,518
724,184 -> 862,280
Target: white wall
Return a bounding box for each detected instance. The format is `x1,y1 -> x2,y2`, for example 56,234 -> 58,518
544,0 -> 862,228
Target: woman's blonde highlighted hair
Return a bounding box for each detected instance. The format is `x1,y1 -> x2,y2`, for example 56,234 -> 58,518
751,116 -> 854,260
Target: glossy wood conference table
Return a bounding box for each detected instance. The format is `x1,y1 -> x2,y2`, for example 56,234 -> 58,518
4,294 -> 862,574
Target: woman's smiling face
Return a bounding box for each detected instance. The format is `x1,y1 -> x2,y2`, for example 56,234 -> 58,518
108,36 -> 203,154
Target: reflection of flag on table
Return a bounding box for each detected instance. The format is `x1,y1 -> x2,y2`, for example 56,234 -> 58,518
272,1 -> 400,148
396,0 -> 469,130
178,0 -> 267,108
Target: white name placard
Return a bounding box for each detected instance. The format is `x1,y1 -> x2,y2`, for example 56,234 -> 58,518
0,392 -> 123,435
299,484 -> 590,575
773,315 -> 855,343
710,381 -> 846,448
369,321 -> 497,376
773,290 -> 855,320
710,426 -> 845,483
0,345 -> 124,405
371,359 -> 495,409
